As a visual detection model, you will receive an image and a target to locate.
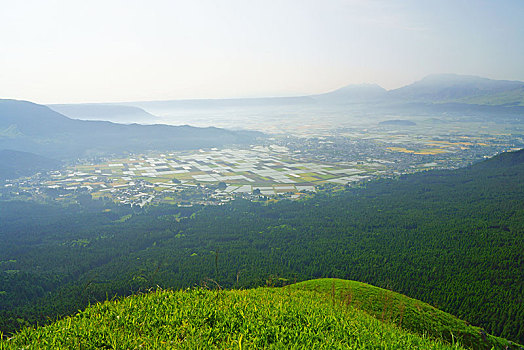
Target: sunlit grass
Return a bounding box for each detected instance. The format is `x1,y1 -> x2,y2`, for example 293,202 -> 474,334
287,279 -> 516,350
1,286 -> 463,349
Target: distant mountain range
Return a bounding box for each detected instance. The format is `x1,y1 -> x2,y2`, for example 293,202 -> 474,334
387,74 -> 524,105
0,99 -> 261,161
317,74 -> 524,107
46,74 -> 524,122
48,104 -> 161,124
122,74 -> 523,108
312,83 -> 388,103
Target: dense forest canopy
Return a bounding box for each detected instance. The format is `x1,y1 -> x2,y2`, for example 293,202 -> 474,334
0,149 -> 523,343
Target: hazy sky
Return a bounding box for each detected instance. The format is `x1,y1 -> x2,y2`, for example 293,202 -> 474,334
1,0 -> 524,103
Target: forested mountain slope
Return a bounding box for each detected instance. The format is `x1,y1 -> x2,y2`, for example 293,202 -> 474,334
0,149 -> 61,179
0,149 -> 522,343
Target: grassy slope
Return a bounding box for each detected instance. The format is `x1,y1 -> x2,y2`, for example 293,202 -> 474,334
1,283 -> 464,350
287,279 -> 519,350
1,278 -> 520,349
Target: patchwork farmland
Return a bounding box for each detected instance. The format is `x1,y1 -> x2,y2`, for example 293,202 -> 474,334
42,145 -> 383,206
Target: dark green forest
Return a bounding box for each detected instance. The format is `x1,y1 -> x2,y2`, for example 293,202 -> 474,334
0,150 -> 523,344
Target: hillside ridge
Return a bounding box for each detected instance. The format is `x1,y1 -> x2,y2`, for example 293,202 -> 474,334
288,279 -> 520,350
0,99 -> 261,159
4,278 -> 521,349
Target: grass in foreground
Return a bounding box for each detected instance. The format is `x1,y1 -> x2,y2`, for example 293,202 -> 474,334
286,278 -> 519,350
1,286 -> 464,349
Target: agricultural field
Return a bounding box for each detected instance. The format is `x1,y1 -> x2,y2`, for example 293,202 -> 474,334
4,121 -> 523,207
39,145 -> 385,206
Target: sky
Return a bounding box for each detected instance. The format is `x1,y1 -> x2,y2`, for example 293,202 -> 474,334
1,0 -> 524,103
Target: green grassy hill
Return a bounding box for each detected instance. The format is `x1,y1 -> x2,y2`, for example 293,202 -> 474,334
1,279 -> 520,349
287,279 -> 518,350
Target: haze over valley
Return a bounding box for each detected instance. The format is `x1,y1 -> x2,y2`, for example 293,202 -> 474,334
1,1 -> 523,348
